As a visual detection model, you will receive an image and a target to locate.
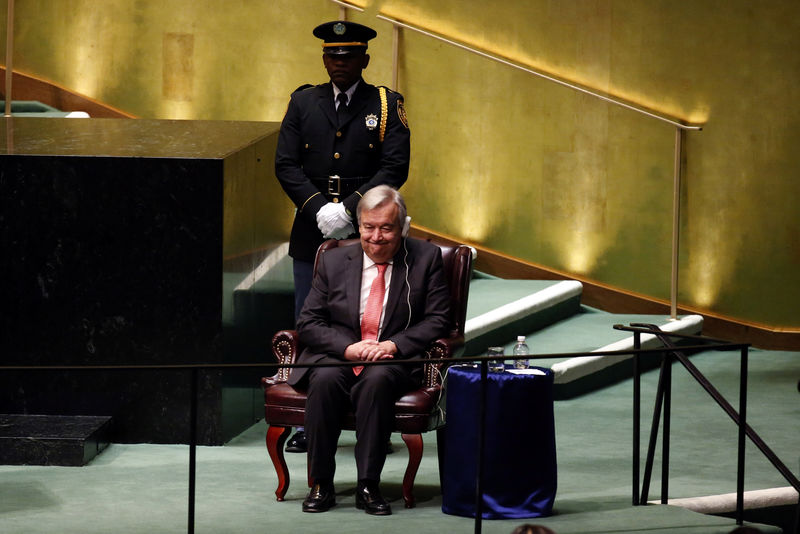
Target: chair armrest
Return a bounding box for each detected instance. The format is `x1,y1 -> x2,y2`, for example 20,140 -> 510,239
263,330 -> 300,385
423,333 -> 464,387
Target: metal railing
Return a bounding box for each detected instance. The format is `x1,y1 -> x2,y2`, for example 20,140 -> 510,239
8,327 -> 794,533
332,0 -> 704,319
616,323 -> 799,534
3,0 -> 14,117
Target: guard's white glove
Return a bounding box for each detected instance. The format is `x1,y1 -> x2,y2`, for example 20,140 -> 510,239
327,223 -> 354,240
316,202 -> 354,239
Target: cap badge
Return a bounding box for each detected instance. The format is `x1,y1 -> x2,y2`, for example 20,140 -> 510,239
365,113 -> 378,130
333,23 -> 346,35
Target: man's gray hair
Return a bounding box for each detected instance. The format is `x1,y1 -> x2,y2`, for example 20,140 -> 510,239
357,185 -> 407,227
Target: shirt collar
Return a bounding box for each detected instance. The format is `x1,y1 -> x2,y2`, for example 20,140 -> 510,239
333,80 -> 360,105
362,252 -> 393,271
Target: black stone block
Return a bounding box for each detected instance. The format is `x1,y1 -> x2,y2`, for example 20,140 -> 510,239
0,414 -> 112,466
0,118 -> 291,444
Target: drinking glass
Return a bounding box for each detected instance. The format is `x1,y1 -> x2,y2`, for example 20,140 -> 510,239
487,346 -> 505,372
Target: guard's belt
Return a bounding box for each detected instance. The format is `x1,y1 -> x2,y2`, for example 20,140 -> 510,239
310,175 -> 371,202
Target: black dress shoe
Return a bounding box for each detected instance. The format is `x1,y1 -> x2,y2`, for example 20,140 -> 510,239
302,482 -> 335,513
355,482 -> 391,515
285,430 -> 307,453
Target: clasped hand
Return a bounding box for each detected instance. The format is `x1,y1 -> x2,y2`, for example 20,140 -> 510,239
316,202 -> 354,239
344,340 -> 396,362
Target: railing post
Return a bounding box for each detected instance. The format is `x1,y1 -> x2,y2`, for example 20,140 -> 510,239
736,347 -> 748,525
4,0 -> 14,117
188,367 -> 198,534
670,126 -> 685,320
391,24 -> 400,91
633,332 -> 641,505
474,359 -> 488,534
641,349 -> 670,505
661,352 -> 672,504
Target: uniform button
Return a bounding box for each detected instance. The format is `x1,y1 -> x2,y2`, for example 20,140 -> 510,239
334,152 -> 341,159
369,143 -> 374,148
336,131 -> 342,137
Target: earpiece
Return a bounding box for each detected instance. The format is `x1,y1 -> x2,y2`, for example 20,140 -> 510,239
402,216 -> 411,238
403,234 -> 411,330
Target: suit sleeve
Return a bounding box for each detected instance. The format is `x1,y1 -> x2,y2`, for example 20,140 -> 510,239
343,90 -> 411,216
296,252 -> 359,358
274,92 -> 327,225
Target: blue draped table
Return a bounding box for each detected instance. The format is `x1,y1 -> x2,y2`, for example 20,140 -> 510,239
441,364 -> 557,519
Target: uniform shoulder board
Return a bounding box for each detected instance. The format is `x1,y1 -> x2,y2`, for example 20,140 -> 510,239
378,85 -> 399,96
292,83 -> 314,94
375,86 -> 408,131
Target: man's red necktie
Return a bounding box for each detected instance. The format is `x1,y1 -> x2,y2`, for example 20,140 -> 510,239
356,263 -> 388,376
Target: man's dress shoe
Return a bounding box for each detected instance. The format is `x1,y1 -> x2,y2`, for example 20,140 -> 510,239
302,482 -> 335,513
285,430 -> 307,453
355,483 -> 392,515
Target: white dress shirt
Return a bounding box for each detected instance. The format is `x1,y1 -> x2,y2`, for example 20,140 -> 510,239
333,80 -> 360,109
359,253 -> 393,338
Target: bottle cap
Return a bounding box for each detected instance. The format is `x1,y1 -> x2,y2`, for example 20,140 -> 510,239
517,335 -> 525,342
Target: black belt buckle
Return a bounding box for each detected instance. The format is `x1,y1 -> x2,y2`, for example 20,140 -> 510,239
327,175 -> 341,202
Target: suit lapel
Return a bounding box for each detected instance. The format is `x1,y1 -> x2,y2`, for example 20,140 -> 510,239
345,247 -> 364,334
383,243 -> 410,337
316,83 -> 338,128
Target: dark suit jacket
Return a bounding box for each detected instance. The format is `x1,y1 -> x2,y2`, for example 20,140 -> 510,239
275,80 -> 411,261
288,238 -> 450,386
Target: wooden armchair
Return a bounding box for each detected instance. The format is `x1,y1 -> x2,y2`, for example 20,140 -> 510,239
261,238 -> 473,508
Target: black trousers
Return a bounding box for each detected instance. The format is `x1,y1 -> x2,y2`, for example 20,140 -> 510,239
292,259 -> 314,322
304,357 -> 416,483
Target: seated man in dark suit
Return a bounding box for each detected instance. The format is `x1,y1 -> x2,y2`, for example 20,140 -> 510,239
288,185 -> 451,515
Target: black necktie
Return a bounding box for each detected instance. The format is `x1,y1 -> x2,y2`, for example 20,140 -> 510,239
337,93 -> 348,125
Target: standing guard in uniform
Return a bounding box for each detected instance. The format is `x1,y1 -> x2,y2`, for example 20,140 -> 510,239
274,20 -> 411,453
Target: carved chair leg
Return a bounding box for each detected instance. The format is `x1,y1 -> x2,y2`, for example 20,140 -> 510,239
266,425 -> 292,501
401,433 -> 423,508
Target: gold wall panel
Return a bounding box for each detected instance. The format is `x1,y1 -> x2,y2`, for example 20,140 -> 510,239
222,129 -> 292,260
398,11 -> 675,298
162,32 -> 194,102
3,0 -> 800,328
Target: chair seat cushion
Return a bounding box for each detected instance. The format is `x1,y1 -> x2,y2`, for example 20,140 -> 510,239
264,383 -> 307,427
395,387 -> 441,414
264,382 -> 443,433
264,383 -> 307,408
265,383 -> 441,413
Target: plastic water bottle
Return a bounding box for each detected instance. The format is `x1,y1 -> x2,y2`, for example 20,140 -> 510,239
513,335 -> 530,369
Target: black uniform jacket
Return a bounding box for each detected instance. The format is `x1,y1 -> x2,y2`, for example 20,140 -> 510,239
275,80 -> 411,261
288,238 -> 450,386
